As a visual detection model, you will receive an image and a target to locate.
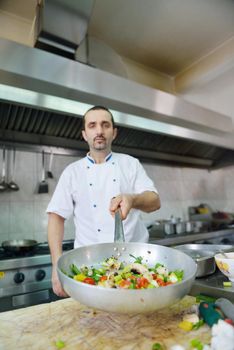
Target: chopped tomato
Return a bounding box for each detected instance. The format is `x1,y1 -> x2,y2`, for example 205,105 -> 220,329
156,278 -> 166,286
99,276 -> 108,282
136,277 -> 149,289
83,277 -> 96,285
164,281 -> 172,286
119,280 -> 131,288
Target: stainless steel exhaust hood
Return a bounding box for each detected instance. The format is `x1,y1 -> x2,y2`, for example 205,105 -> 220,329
35,0 -> 95,59
0,38 -> 234,169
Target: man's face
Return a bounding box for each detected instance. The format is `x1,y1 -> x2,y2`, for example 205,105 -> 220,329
82,109 -> 117,152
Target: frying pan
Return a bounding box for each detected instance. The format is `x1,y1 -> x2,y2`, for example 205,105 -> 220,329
2,239 -> 38,254
57,242 -> 197,314
174,245 -> 217,277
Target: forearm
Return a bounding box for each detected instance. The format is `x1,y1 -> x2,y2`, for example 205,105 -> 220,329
47,213 -> 65,266
110,191 -> 161,219
131,191 -> 161,213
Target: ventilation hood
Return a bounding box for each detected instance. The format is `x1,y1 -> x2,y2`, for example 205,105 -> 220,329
35,0 -> 95,59
0,38 -> 234,169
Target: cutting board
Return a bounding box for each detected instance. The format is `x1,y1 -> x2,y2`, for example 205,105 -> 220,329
0,296 -> 211,350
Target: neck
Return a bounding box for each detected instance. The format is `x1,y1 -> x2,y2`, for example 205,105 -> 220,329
89,150 -> 111,164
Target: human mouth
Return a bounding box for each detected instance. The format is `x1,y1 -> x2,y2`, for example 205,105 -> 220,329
94,137 -> 105,142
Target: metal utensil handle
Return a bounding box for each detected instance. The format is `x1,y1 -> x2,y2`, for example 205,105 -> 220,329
2,146 -> 6,179
11,148 -> 16,181
42,151 -> 45,181
114,209 -> 125,242
49,150 -> 53,171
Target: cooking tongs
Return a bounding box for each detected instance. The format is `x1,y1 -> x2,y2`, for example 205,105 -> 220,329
114,209 -> 125,242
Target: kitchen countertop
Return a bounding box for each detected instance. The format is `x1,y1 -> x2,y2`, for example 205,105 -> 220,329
148,228 -> 234,246
191,270 -> 234,302
0,295 -> 211,350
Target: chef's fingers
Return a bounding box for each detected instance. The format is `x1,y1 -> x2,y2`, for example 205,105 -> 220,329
118,194 -> 134,220
52,267 -> 68,297
109,195 -> 132,220
109,195 -> 122,216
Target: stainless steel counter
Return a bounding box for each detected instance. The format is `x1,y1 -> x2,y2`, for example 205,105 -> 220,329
149,228 -> 234,246
190,271 -> 234,302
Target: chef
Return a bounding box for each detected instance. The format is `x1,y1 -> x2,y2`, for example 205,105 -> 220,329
47,105 -> 161,296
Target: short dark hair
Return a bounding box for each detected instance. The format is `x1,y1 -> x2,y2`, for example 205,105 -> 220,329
82,105 -> 115,129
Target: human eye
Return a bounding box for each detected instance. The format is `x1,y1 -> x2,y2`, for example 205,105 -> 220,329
87,122 -> 95,128
103,121 -> 111,128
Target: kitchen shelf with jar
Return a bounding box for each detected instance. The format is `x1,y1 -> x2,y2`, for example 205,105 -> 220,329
148,227 -> 234,247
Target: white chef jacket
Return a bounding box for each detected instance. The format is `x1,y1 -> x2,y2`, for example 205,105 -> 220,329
46,152 -> 158,248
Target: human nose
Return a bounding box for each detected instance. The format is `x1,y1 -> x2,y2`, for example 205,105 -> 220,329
96,124 -> 104,135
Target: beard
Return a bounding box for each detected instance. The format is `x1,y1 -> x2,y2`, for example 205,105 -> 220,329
93,137 -> 107,150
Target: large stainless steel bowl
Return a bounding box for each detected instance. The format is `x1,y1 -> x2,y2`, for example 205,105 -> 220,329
57,243 -> 197,314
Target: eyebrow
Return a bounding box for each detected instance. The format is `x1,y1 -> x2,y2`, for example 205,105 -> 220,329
86,120 -> 112,126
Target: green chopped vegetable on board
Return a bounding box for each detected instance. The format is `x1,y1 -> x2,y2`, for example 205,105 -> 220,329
192,319 -> 205,330
55,339 -> 65,349
195,294 -> 216,303
190,338 -> 204,350
223,281 -> 232,287
152,343 -> 164,350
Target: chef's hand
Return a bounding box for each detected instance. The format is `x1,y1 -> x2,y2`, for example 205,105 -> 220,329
52,265 -> 68,298
109,194 -> 134,220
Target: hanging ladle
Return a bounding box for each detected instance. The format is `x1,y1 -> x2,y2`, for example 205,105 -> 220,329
0,146 -> 8,192
8,149 -> 19,191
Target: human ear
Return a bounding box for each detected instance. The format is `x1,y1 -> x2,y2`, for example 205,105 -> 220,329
82,130 -> 87,141
113,128 -> 118,140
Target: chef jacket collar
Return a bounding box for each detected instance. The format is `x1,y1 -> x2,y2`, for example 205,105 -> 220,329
86,152 -> 113,164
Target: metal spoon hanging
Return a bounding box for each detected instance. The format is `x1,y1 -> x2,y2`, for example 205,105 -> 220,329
0,146 -> 8,192
46,150 -> 54,178
8,148 -> 19,191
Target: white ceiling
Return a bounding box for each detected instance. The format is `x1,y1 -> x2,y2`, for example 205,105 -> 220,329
0,0 -> 234,86
89,0 -> 234,76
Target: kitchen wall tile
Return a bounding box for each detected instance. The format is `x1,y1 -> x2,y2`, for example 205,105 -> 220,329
180,179 -> 207,201
64,218 -> 75,241
221,166 -> 234,182
0,231 -> 10,243
46,178 -> 58,195
157,180 -> 183,201
0,202 -> 10,235
0,191 -> 10,203
224,174 -> 234,199
208,199 -> 230,213
181,167 -> 210,181
8,172 -> 35,202
9,202 -> 34,236
14,151 -> 35,174
53,154 -> 78,176
34,201 -> 50,234
64,230 -> 75,240
146,164 -> 181,182
9,230 -> 34,240
140,210 -> 162,225
34,230 -> 48,243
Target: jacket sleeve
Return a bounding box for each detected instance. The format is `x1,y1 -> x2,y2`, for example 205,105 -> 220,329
46,167 -> 74,219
